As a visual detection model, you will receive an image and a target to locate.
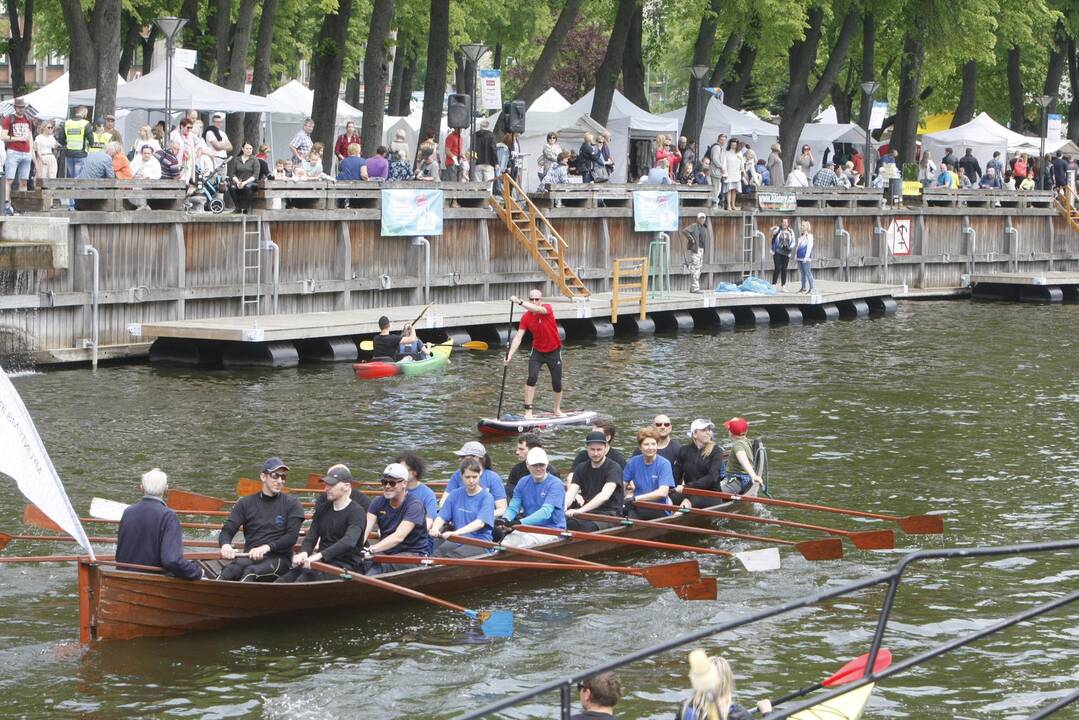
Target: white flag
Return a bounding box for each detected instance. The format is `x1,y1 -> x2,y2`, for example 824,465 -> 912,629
0,367 -> 96,561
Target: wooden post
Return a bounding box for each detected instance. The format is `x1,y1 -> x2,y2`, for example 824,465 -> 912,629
77,558 -> 94,644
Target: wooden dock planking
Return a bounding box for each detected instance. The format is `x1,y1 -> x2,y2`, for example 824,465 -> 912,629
967,271 -> 1079,286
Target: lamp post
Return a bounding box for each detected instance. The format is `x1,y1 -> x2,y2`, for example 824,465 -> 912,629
460,42 -> 488,181
861,81 -> 880,188
688,64 -> 710,172
154,16 -> 188,138
1034,95 -> 1053,190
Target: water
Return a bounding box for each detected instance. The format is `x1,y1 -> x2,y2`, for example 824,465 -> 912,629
0,301 -> 1077,719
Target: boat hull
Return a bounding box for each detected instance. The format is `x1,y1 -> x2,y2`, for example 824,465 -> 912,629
792,682 -> 875,720
477,410 -> 598,436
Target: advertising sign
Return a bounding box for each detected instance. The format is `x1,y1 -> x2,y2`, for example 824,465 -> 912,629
633,191 -> 679,232
480,69 -> 502,110
757,192 -> 797,212
381,189 -> 444,236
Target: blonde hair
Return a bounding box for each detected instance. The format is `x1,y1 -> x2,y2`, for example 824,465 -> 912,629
685,654 -> 735,720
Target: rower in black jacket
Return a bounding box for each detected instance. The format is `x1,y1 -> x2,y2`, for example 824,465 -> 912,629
669,419 -> 726,509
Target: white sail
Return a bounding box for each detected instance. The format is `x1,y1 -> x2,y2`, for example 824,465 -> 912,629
0,367 -> 96,561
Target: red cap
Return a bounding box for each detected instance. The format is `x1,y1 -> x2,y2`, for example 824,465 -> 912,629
725,417 -> 748,435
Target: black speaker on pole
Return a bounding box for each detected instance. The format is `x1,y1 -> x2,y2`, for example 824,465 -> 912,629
447,94 -> 471,129
503,100 -> 526,133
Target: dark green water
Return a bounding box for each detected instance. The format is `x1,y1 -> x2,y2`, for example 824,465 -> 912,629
0,301 -> 1076,719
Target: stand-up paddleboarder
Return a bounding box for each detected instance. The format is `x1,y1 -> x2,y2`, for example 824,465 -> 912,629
504,289 -> 564,419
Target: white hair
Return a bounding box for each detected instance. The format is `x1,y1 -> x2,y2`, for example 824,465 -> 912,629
141,468 -> 168,497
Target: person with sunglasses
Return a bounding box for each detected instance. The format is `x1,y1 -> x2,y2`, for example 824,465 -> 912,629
217,457 -> 305,582
572,672 -> 622,719
631,414 -> 681,464
505,288 -> 565,419
365,463 -> 431,575
33,120 -> 59,180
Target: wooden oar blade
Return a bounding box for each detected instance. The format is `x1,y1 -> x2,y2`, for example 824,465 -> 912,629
639,560 -> 701,588
734,547 -> 781,572
477,610 -> 514,638
0,532 -> 11,551
850,530 -> 895,550
236,477 -> 261,496
168,489 -> 230,512
796,538 -> 844,561
898,514 -> 944,534
89,497 -> 127,521
23,504 -> 62,532
672,576 -> 718,600
306,473 -> 323,490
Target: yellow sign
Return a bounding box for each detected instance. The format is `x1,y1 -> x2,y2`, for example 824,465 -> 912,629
902,181 -> 922,196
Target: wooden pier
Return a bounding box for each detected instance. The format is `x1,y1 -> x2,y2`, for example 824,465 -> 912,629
964,271 -> 1079,302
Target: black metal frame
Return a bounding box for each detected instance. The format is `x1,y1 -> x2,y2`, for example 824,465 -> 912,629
455,539 -> 1079,720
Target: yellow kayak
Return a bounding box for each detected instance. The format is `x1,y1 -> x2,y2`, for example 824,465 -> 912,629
791,682 -> 875,720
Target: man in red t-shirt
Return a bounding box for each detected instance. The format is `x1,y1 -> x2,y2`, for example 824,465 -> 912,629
505,289 -> 564,419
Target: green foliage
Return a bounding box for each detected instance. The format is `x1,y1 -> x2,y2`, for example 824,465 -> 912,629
902,162 -> 919,180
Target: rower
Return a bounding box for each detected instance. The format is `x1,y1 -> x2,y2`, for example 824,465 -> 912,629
497,447 -> 566,548
631,414 -> 681,464
115,468 -> 203,580
565,430 -> 624,531
371,315 -> 399,360
670,419 -> 725,509
396,451 -> 439,552
396,323 -> 430,361
314,463 -> 370,514
568,419 -> 626,482
430,457 -> 495,557
439,441 -> 507,517
504,288 -> 564,419
365,463 -> 431,575
623,427 -> 675,520
275,465 -> 367,583
721,417 -> 764,493
218,457 -> 306,582
505,434 -> 560,497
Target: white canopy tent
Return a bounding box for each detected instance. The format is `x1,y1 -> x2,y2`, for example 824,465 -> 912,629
513,109 -> 609,191
662,97 -> 779,155
530,87 -> 571,112
17,72 -> 127,120
68,64 -> 273,113
922,113 -> 1029,170
799,122 -> 875,168
566,88 -> 678,183
265,79 -> 362,165
1009,136 -> 1079,158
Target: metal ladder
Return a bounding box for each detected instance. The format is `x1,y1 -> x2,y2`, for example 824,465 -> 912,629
240,215 -> 263,316
741,213 -> 756,279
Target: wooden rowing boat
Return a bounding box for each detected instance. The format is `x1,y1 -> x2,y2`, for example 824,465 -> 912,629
77,486 -> 759,643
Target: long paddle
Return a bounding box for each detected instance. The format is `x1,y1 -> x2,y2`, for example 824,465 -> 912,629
684,489 -> 943,535
768,649 -> 893,707
511,524 -> 781,571
23,504 -> 221,532
0,531 -> 219,550
0,551 -> 233,568
169,489 -> 232,513
495,300 -> 515,420
308,560 -> 513,638
446,535 -> 704,590
303,473 -> 448,490
235,478 -> 320,504
658,494 -> 896,550
573,512 -> 843,562
90,497 -> 313,522
359,339 -> 488,351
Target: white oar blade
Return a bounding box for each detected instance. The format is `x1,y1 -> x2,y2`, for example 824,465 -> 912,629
735,547 -> 781,572
90,497 -> 128,522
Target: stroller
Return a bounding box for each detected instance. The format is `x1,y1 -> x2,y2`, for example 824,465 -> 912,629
187,157 -> 228,213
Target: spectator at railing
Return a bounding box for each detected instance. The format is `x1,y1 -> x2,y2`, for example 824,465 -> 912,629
111,142 -> 134,179
334,121 -> 360,165
577,133 -> 598,183
837,161 -> 858,188
33,120 -> 59,181
794,144 -> 815,177
742,145 -> 759,191
77,143 -> 118,180
297,148 -> 335,182
597,133 -> 615,180
643,158 -> 673,185
687,160 -> 710,186
289,117 -> 314,166
156,142 -> 182,180
957,167 -> 973,189
337,143 -> 366,181
941,147 -> 958,171
1019,174 -> 1035,191
228,141 -> 261,214
133,125 -> 161,154
979,167 -> 1003,189
1003,171 -> 1016,190
416,142 -> 440,180
537,132 -> 561,183
366,146 -> 390,180
812,161 -> 839,187
766,143 -> 784,187
786,164 -> 809,187
444,127 -> 464,181
540,150 -> 571,189
390,129 -> 410,166
850,147 -> 864,178
256,145 -> 271,180
986,151 -> 1004,178
957,148 -> 981,182
473,119 -> 498,185
720,140 -> 743,210
274,158 -> 292,179
1052,150 -> 1069,190
754,157 -> 770,187
1011,153 -> 1028,182
130,145 -> 162,180
677,136 -> 695,183
936,162 -> 956,188
387,150 -> 413,181
919,150 -> 937,186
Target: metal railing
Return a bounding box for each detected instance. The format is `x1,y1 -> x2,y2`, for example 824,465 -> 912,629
455,539 -> 1079,720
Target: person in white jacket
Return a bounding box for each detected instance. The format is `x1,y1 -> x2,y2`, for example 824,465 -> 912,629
130,145 -> 162,180
721,141 -> 743,210
795,220 -> 815,293
786,166 -> 809,187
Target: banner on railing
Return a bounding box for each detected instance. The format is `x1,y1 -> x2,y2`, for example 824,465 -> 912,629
633,191 -> 679,232
757,192 -> 797,212
886,217 -> 912,256
381,189 -> 444,236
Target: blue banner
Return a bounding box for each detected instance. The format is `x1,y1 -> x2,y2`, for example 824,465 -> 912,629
633,191 -> 679,232
381,189 -> 445,236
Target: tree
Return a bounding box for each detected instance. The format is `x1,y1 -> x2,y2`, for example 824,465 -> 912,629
951,61 -> 977,127
361,0 -> 397,153
858,12 -> 875,130
622,2 -> 648,110
591,0 -> 638,125
683,0 -> 723,147
513,0 -> 583,107
213,0 -> 260,149
244,0 -> 283,148
59,0 -> 121,118
4,0 -> 35,99
311,0 -> 356,172
420,0 -> 450,152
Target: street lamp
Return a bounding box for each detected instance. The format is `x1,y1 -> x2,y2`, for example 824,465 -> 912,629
460,42 -> 488,181
1034,94 -> 1054,189
155,16 -> 188,138
861,81 -> 880,188
688,64 -> 710,172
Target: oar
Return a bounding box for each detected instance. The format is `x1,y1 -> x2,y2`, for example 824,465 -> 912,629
512,524 -> 781,571
0,531 -> 219,550
681,488 -> 943,535
23,504 -> 221,532
768,649 -> 893,707
0,551 -> 230,568
235,478 -> 319,504
168,488 -> 232,513
446,535 -> 705,590
359,339 -> 488,351
303,472 -> 448,490
91,497 -> 312,522
573,512 -> 844,561
642,497 -> 895,550
309,560 -> 513,637
495,300 -> 515,420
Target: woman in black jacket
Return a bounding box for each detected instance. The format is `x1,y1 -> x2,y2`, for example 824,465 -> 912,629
577,133 -> 598,183
670,419 -> 726,509
228,141 -> 261,213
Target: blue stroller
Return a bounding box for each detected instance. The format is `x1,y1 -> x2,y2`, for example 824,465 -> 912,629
188,157 -> 227,213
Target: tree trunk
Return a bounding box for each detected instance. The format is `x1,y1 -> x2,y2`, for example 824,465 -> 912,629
220,0 -> 259,150
857,13 -> 875,129
454,51 -> 467,94
310,0 -> 355,172
118,11 -> 139,80
892,31 -> 925,165
214,0 -> 230,82
243,0 -> 280,148
492,43 -> 502,70
387,38 -> 408,115
90,0 -> 122,118
398,53 -> 417,116
777,6 -> 860,172
1007,45 -> 1025,132
59,0 -> 96,91
830,82 -> 852,124
140,32 -> 155,76
709,31 -> 741,87
514,0 -> 583,106
420,0 -> 450,151
683,0 -> 720,148
724,40 -> 757,110
1043,20 -> 1067,115
5,0 -> 34,99
346,72 -> 361,108
951,61 -> 976,127
1068,38 -> 1079,143
361,0 -> 396,154
591,0 -> 637,126
621,2 -> 648,110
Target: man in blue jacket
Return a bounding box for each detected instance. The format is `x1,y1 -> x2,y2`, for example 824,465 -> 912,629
116,468 -> 203,579
497,447 -> 566,548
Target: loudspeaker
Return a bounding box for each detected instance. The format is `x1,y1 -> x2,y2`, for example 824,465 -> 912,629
447,94 -> 471,129
502,100 -> 526,133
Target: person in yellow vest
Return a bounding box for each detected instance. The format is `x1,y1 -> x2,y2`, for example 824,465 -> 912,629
56,106 -> 92,178
90,122 -> 112,153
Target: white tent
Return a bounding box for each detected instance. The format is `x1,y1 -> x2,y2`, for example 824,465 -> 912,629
68,64 -> 273,113
1009,136 -> 1079,158
530,88 -> 571,113
922,113 -> 1029,170
799,122 -> 874,168
265,79 -> 363,166
566,88 -> 678,183
18,72 -> 127,120
662,97 -> 779,153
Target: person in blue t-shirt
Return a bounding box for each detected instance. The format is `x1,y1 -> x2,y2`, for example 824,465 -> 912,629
431,457 -> 495,557
623,426 -> 675,520
441,441 -> 508,517
498,447 -> 566,548
365,463 -> 430,575
397,451 -> 438,554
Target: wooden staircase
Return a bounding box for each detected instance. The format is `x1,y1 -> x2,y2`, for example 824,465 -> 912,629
489,173 -> 590,299
1054,185 -> 1079,234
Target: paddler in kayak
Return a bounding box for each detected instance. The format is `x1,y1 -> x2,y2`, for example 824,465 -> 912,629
396,323 -> 432,362
504,288 -> 564,419
371,315 -> 400,360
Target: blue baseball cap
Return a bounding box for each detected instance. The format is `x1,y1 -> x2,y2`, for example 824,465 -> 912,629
261,457 -> 288,473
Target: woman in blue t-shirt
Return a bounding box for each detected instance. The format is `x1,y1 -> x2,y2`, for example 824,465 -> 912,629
623,426 -> 675,520
440,441 -> 508,517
